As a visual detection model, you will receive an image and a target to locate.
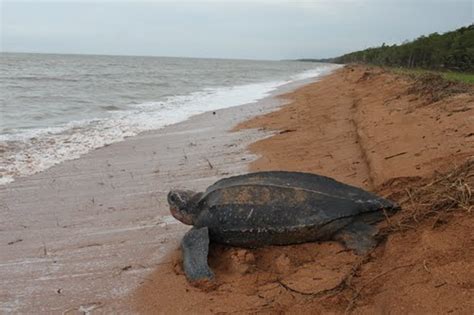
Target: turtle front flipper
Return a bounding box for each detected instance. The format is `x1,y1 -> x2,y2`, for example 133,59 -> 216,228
181,227 -> 214,284
334,221 -> 379,255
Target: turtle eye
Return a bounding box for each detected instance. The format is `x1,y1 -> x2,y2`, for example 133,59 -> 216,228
170,194 -> 177,202
168,192 -> 178,204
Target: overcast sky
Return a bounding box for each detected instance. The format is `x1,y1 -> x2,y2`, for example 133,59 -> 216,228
1,0 -> 472,60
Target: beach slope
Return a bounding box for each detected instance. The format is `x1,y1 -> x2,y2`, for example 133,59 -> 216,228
135,65 -> 473,314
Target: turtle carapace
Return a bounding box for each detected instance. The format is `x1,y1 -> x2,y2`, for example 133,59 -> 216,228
168,171 -> 400,283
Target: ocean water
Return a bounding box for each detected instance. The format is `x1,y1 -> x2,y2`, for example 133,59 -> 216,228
0,53 -> 337,185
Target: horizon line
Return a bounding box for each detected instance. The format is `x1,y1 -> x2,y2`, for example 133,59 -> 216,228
1,50 -> 305,62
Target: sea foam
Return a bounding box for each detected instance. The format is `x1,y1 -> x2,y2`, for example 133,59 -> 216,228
0,65 -> 338,185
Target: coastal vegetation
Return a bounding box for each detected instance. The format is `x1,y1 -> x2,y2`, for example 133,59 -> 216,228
389,67 -> 474,84
302,25 -> 474,83
333,25 -> 474,72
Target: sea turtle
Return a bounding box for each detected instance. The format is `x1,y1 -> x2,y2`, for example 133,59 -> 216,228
167,171 -> 399,283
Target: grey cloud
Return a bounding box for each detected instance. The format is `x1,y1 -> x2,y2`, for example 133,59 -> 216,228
1,1 -> 472,59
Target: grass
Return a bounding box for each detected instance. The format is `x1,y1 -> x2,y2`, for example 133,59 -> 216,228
380,159 -> 473,233
443,71 -> 474,84
388,67 -> 474,84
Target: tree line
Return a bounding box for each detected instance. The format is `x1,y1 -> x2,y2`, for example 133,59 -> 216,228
330,25 -> 473,72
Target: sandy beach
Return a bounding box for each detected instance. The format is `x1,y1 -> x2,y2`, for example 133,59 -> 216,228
134,66 -> 473,314
0,84 -> 290,313
1,65 -> 473,314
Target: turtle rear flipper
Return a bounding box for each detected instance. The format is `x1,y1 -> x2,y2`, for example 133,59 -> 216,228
334,221 -> 379,254
181,227 -> 215,283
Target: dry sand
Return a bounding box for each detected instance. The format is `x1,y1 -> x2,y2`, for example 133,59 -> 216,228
134,66 -> 473,314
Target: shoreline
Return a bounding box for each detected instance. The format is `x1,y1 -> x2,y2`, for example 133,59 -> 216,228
134,65 -> 473,314
0,69 -> 336,313
0,62 -> 338,187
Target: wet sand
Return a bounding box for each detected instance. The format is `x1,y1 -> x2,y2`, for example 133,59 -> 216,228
0,89 -> 290,312
134,66 -> 473,314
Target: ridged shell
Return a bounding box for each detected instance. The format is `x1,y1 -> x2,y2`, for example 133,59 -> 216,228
193,171 -> 397,246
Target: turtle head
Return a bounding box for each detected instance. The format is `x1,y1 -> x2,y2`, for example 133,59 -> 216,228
167,190 -> 201,225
